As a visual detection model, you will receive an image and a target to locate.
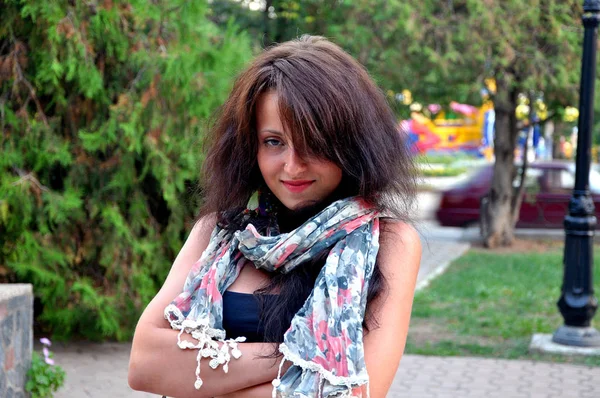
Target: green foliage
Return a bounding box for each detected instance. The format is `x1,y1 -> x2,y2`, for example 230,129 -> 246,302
410,0 -> 582,108
212,0 -> 418,100
26,352 -> 66,398
213,1 -> 584,120
1,0 -> 253,340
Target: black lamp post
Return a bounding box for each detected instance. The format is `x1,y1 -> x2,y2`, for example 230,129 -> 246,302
553,0 -> 600,347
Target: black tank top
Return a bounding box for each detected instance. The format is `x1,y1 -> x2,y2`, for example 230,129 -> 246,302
222,291 -> 279,343
161,292 -> 279,396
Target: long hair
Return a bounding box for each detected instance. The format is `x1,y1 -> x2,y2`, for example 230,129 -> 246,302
198,35 -> 417,346
200,35 -> 416,220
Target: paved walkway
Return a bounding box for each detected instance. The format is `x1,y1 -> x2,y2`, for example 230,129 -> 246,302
391,355 -> 600,398
51,342 -> 600,397
47,236 -> 600,397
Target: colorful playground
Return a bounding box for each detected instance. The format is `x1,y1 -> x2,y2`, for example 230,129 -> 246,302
402,101 -> 496,159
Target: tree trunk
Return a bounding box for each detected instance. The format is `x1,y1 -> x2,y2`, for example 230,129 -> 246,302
511,125 -> 531,225
480,75 -> 520,248
544,120 -> 555,160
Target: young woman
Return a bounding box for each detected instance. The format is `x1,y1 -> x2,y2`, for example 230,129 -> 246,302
128,35 -> 421,398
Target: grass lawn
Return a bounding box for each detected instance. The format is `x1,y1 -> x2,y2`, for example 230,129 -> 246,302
419,166 -> 467,177
415,153 -> 483,178
415,153 -> 476,165
406,241 -> 600,366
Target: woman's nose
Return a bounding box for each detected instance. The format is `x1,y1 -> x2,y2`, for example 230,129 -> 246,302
284,149 -> 308,175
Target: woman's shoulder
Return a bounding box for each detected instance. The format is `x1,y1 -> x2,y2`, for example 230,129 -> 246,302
191,213 -> 219,242
378,218 -> 421,247
377,219 -> 421,273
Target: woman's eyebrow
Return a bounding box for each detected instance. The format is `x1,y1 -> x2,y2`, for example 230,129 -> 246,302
259,128 -> 284,136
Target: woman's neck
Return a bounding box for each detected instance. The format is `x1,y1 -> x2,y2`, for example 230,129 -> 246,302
277,201 -> 329,233
275,185 -> 354,233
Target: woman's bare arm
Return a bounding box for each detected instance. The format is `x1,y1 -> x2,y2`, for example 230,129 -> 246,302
128,216 -> 284,398
361,220 -> 421,398
215,382 -> 274,398
130,327 -> 281,397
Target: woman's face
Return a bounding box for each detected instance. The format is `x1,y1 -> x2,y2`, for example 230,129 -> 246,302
256,91 -> 343,211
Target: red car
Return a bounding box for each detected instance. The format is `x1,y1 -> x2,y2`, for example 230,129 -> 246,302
436,161 -> 600,228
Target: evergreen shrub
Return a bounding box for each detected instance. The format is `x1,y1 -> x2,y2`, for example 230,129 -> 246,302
0,0 -> 252,340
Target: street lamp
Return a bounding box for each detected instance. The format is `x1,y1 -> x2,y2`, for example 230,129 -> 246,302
553,0 -> 600,347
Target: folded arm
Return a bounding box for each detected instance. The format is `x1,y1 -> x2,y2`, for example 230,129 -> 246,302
128,216 -> 282,398
129,324 -> 281,398
214,382 -> 274,398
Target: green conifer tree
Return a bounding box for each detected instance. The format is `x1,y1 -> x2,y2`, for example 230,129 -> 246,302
0,0 -> 252,340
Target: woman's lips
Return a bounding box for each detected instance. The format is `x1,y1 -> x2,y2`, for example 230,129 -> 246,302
282,180 -> 314,193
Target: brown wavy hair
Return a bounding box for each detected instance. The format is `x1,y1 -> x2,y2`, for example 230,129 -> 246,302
199,35 -> 416,220
198,35 -> 417,345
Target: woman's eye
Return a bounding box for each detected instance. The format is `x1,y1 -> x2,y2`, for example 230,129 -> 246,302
264,138 -> 283,147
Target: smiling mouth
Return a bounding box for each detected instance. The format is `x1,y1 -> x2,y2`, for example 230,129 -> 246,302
282,180 -> 314,193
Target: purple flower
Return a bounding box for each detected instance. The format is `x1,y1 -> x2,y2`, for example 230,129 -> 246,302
39,338 -> 55,366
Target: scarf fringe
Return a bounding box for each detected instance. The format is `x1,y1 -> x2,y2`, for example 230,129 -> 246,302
164,304 -> 246,389
272,343 -> 369,398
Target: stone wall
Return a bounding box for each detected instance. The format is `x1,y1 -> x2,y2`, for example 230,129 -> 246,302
1,284 -> 33,398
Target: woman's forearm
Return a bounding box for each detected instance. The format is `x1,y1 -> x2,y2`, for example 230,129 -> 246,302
128,325 -> 282,398
215,382 -> 274,398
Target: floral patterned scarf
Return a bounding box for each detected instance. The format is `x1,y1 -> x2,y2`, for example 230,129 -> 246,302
164,196 -> 380,397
